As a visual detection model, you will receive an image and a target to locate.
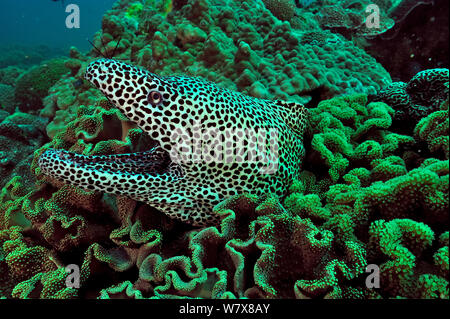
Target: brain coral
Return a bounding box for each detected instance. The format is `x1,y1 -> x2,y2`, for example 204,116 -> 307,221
373,68 -> 449,131
86,0 -> 390,105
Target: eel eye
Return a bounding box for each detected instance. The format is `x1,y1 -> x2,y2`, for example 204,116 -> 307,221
147,90 -> 163,106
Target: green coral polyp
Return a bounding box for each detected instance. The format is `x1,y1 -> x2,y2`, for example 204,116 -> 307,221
125,2 -> 143,19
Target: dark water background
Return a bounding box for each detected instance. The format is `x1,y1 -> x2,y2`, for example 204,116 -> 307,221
0,0 -> 117,53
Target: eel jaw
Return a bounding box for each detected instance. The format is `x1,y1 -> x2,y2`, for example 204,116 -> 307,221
38,147 -> 170,195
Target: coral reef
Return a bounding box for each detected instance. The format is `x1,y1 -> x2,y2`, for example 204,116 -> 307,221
103,0 -> 391,101
1,88 -> 448,299
314,0 -> 394,39
373,68 -> 449,132
262,0 -> 297,21
0,84 -> 16,114
40,0 -> 392,140
0,45 -> 66,69
0,0 -> 448,300
0,112 -> 48,190
15,58 -> 70,113
414,101 -> 449,160
0,66 -> 24,87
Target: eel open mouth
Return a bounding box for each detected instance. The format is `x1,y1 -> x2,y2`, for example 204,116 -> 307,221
38,146 -> 171,194
38,58 -> 174,195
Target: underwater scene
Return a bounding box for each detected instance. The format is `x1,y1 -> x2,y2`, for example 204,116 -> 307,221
0,0 -> 449,302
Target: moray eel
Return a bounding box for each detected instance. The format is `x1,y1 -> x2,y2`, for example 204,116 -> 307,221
39,59 -> 309,226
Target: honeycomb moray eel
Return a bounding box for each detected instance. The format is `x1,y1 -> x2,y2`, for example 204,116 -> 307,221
38,59 -> 309,226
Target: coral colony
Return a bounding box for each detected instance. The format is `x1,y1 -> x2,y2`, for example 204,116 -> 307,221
0,0 -> 448,299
